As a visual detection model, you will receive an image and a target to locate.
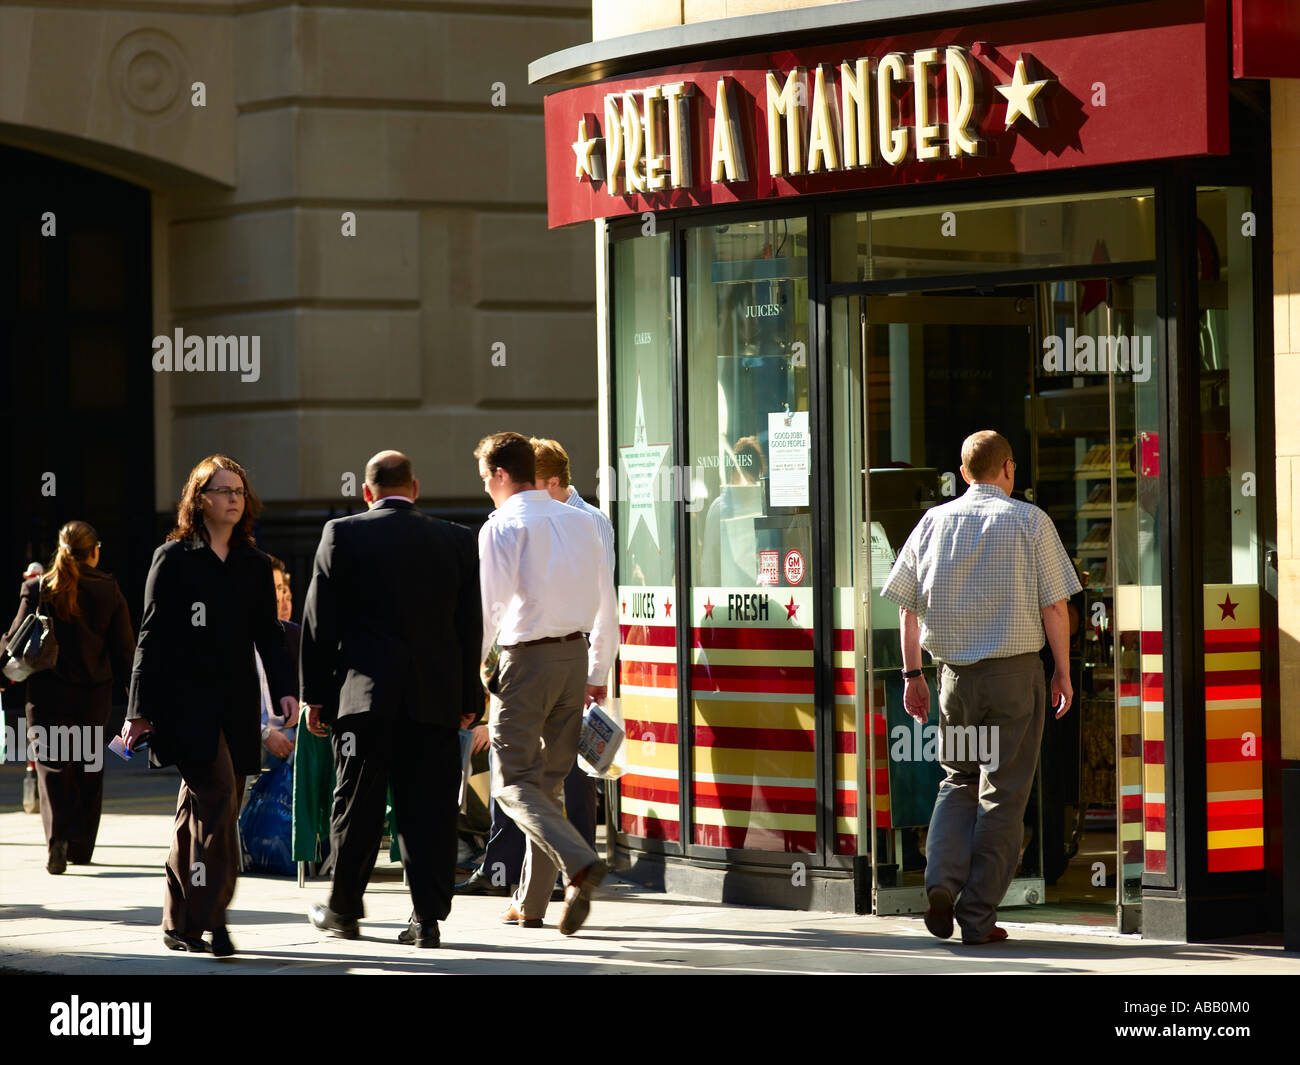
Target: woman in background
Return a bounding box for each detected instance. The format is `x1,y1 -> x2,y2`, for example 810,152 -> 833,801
0,521 -> 135,874
123,455 -> 295,957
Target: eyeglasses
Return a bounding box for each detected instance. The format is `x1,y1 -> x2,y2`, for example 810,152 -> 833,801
203,486 -> 246,500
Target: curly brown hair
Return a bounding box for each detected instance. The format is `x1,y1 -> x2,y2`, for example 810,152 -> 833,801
167,454 -> 261,548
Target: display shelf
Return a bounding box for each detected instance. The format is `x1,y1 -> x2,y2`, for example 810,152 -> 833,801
1075,469 -> 1136,480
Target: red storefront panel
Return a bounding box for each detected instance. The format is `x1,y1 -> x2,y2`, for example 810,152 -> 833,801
544,0 -> 1228,227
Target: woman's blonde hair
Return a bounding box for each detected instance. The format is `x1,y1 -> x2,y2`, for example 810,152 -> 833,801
45,520 -> 98,619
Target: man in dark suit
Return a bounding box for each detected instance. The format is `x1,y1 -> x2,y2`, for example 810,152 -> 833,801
300,451 -> 482,948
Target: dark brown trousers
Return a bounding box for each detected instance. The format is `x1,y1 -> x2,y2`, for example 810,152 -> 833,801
35,759 -> 105,863
163,731 -> 241,935
29,679 -> 111,863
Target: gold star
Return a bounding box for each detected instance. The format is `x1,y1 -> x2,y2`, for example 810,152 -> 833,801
996,55 -> 1051,129
572,116 -> 605,181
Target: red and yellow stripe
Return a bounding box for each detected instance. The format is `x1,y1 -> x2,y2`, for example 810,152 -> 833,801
1203,584 -> 1263,873
690,587 -> 817,853
617,587 -> 680,843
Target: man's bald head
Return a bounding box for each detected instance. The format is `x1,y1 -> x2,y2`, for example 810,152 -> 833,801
365,450 -> 415,500
961,431 -> 1013,482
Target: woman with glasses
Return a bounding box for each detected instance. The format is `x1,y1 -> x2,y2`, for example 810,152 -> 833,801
0,521 -> 135,874
123,455 -> 297,957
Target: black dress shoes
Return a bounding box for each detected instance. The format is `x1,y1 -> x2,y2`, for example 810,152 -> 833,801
46,840 -> 68,875
308,904 -> 360,939
163,929 -> 208,952
397,917 -> 440,948
210,927 -> 236,957
455,868 -> 511,897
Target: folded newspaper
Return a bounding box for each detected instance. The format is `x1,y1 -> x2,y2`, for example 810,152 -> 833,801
577,698 -> 625,779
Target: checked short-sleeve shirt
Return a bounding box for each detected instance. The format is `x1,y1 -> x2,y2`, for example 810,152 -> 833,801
880,483 -> 1081,666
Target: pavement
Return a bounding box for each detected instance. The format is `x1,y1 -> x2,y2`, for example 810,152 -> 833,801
2,758 -> 1298,976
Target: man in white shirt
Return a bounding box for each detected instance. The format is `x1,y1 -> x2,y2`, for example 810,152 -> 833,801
475,431 -> 616,934
532,437 -> 615,853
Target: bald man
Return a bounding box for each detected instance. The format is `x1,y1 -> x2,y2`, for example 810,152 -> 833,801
881,431 -> 1080,945
300,451 -> 482,948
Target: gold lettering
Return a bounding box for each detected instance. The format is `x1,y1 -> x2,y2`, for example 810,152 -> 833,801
622,91 -> 646,192
711,77 -> 748,182
765,68 -> 806,176
807,65 -> 840,173
643,85 -> 667,191
839,58 -> 873,168
945,46 -> 983,158
876,53 -> 908,165
913,48 -> 943,161
604,93 -> 624,194
662,82 -> 694,188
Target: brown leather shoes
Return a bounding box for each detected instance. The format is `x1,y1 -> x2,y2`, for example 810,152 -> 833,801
923,887 -> 954,939
500,904 -> 543,928
558,859 -> 609,936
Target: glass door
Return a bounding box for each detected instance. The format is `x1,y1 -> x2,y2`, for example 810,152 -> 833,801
834,287 -> 1044,915
683,217 -> 819,859
1031,274 -> 1160,933
832,276 -> 1159,931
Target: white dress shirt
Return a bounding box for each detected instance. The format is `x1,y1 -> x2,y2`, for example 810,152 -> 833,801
881,483 -> 1081,665
479,489 -> 617,686
563,485 -> 616,574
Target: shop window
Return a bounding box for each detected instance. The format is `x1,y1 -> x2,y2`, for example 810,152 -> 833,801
829,190 -> 1156,281
611,232 -> 679,844
685,218 -> 816,853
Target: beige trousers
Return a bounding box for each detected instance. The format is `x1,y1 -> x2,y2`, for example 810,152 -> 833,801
489,638 -> 597,918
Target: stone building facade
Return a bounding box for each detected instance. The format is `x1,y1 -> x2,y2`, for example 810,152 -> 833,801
1,0 -> 594,608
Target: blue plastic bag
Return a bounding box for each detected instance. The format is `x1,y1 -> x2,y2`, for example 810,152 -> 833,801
239,761 -> 295,876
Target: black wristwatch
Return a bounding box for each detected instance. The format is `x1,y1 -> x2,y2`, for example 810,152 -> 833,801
901,668 -> 923,679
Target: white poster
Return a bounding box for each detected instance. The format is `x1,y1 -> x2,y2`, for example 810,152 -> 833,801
620,376 -> 670,549
767,410 -> 810,508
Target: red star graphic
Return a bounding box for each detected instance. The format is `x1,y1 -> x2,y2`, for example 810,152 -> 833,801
785,597 -> 799,620
664,598 -> 673,619
1218,594 -> 1238,621
703,598 -> 715,620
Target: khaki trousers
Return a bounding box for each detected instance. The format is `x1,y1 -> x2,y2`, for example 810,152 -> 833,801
923,651 -> 1045,942
489,639 -> 597,919
163,731 -> 241,935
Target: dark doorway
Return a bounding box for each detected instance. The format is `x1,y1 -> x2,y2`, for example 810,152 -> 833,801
0,145 -> 155,685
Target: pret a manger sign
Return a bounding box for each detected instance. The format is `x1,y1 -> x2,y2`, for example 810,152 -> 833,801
542,4 -> 1227,228
584,47 -> 1001,195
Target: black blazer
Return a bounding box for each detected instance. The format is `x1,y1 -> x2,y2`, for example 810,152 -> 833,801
127,537 -> 291,776
1,570 -> 136,722
299,497 -> 482,729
